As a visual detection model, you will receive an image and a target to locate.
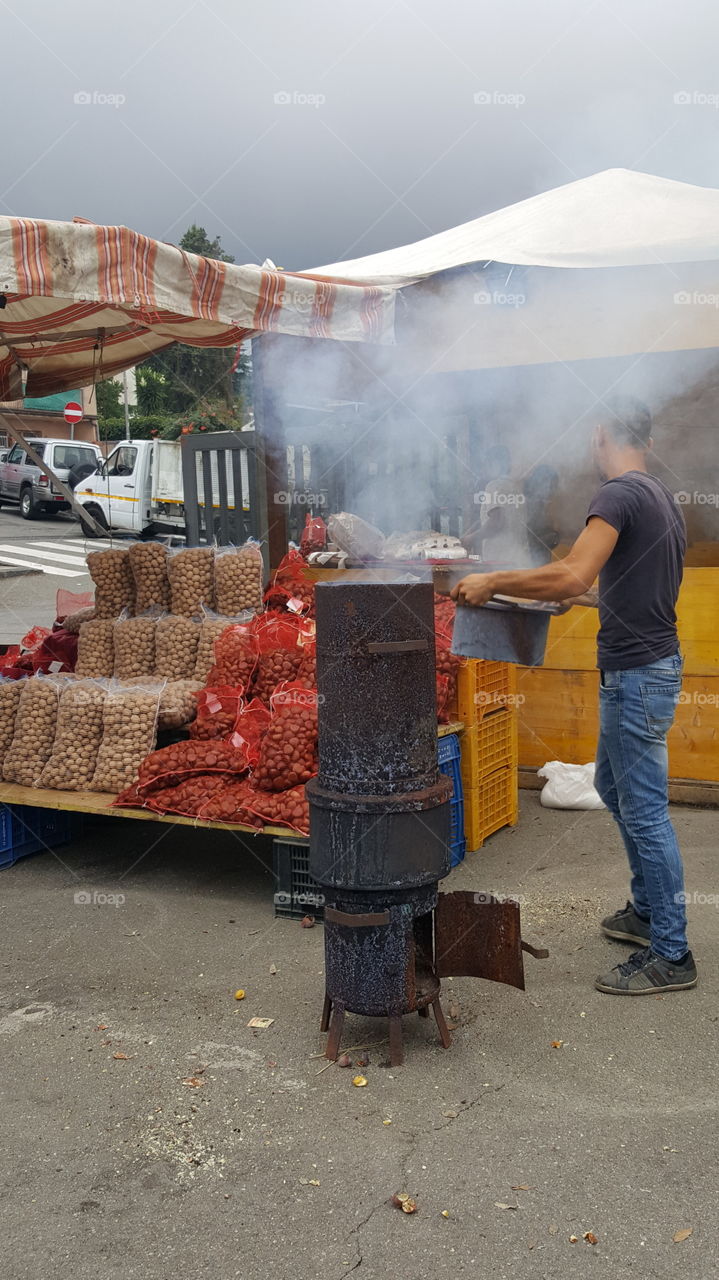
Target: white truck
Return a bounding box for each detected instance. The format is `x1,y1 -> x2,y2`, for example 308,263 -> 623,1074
74,437 -> 252,539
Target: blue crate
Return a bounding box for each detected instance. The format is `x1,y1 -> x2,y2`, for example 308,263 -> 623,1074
0,805 -> 81,869
438,733 -> 466,868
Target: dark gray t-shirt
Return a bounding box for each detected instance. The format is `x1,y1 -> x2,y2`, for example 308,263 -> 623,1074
586,471 -> 686,671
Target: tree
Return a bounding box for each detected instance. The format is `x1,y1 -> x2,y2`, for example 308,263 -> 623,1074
95,377 -> 123,428
138,226 -> 239,415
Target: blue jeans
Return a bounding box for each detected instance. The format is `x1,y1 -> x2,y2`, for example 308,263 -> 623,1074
594,653 -> 688,961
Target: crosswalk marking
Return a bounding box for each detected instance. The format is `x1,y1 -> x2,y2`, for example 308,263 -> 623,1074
0,551 -> 86,577
0,542 -> 90,568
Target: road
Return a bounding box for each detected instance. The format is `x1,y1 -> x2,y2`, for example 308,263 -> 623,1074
0,504 -> 116,643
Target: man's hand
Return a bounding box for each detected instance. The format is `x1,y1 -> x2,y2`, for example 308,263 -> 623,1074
451,573 -> 496,607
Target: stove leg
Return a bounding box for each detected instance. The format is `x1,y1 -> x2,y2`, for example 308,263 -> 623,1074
388,1015 -> 404,1067
418,1005 -> 429,1018
320,992 -> 332,1034
432,998 -> 452,1050
325,1001 -> 345,1061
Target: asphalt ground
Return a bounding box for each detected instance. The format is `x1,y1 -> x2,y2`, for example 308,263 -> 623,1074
0,506 -> 96,643
0,794 -> 716,1280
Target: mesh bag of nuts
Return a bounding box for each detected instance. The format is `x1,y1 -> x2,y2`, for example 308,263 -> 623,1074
2,674 -> 66,786
76,618 -> 116,678
61,605 -> 96,634
135,737 -> 250,798
142,772 -> 237,817
37,679 -> 107,790
113,611 -> 159,679
87,548 -> 135,618
251,615 -> 309,706
196,778 -> 262,826
167,547 -> 215,616
155,614 -> 201,679
157,679 -> 201,730
214,543 -> 264,616
0,679 -> 26,772
244,783 -> 310,835
128,540 -> 171,613
189,685 -> 245,740
225,696 -> 271,766
194,611 -> 246,682
252,682 -> 318,791
207,620 -> 259,689
89,680 -> 165,795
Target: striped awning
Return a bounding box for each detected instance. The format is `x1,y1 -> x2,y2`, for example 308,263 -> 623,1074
0,217 -> 396,398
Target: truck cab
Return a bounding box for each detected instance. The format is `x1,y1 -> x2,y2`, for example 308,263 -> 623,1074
74,440 -> 157,536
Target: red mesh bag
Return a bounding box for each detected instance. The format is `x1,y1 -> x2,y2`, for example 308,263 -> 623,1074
228,697 -> 272,768
252,615 -> 312,705
245,783 -> 310,835
253,682 -> 318,791
29,628 -> 78,674
113,781 -> 145,810
197,778 -> 262,827
263,549 -> 315,617
435,617 -> 460,725
135,738 -> 250,797
189,686 -> 246,740
142,773 -> 235,816
296,636 -> 316,688
209,622 -> 258,688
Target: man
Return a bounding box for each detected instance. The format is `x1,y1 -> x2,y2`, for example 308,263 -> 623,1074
451,396 -> 696,995
522,465 -> 560,566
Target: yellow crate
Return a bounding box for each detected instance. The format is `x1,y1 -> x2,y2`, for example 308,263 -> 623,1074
456,660 -> 517,725
464,765 -> 519,851
461,708 -> 518,789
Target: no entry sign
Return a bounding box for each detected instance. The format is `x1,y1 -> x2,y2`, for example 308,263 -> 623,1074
63,400 -> 83,424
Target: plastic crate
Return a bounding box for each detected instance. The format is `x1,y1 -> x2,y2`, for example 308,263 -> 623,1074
0,804 -> 82,870
461,708 -> 518,790
273,838 -> 325,920
437,733 -> 466,867
456,660 -> 517,726
464,766 -> 519,852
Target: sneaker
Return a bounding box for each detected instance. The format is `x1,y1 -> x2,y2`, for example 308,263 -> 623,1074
600,901 -> 651,947
594,947 -> 698,995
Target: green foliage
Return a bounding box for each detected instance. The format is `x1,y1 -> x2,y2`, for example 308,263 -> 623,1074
95,377 -> 123,429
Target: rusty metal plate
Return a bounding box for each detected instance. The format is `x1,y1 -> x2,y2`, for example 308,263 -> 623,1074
435,891 -> 525,990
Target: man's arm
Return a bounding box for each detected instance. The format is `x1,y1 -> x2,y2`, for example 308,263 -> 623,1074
451,517 -> 618,607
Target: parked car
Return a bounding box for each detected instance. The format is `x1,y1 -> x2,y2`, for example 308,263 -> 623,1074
0,438 -> 103,519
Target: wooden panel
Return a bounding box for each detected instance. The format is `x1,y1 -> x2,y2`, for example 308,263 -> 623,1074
539,567 -> 719,675
517,669 -> 719,783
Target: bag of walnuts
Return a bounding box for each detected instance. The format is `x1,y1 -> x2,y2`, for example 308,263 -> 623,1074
37,679 -> 107,790
156,679 -> 201,731
128,540 -> 170,613
167,547 -> 215,616
0,679 -> 26,772
113,610 -> 158,679
2,674 -> 66,786
87,548 -> 134,618
214,542 -> 264,615
155,614 -> 201,679
89,680 -> 165,795
76,618 -> 115,678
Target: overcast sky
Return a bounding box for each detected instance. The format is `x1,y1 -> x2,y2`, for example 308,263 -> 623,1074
3,0 -> 719,270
